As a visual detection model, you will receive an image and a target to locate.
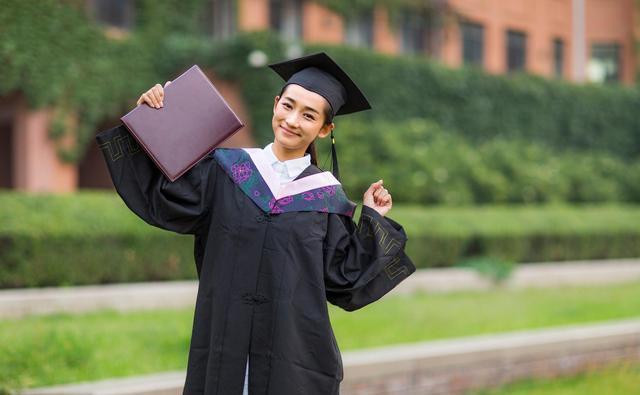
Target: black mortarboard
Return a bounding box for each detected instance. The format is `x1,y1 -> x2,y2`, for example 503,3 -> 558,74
268,52 -> 371,116
268,52 -> 372,179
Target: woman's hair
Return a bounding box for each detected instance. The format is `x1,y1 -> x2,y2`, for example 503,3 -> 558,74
278,84 -> 334,167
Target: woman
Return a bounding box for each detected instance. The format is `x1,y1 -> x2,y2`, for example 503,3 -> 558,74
96,52 -> 415,395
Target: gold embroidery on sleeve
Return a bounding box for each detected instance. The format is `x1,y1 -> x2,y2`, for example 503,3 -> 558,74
98,134 -> 141,162
122,134 -> 141,155
359,213 -> 401,255
384,256 -> 409,280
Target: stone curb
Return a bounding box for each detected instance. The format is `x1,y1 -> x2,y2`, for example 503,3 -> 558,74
2,259 -> 640,318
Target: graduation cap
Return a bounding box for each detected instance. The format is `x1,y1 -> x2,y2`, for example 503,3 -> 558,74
268,52 -> 372,180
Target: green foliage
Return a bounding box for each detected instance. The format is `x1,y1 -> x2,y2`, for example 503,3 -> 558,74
2,192 -> 640,288
304,44 -> 640,160
0,0 -> 217,164
1,0 -> 160,163
0,192 -> 196,288
389,204 -> 640,268
324,117 -> 640,205
315,0 -> 442,18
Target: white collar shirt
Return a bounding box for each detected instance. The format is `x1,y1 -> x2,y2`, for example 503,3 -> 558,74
262,143 -> 311,186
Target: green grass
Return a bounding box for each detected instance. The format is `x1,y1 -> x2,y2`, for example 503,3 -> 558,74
470,361 -> 640,395
2,281 -> 640,390
328,280 -> 640,349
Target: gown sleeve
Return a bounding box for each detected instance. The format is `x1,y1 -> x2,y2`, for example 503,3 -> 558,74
323,205 -> 416,311
95,124 -> 217,236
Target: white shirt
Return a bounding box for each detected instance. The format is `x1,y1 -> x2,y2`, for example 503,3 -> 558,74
243,143 -> 311,395
262,143 -> 311,185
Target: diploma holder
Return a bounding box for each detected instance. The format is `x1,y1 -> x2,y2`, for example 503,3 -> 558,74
121,65 -> 245,182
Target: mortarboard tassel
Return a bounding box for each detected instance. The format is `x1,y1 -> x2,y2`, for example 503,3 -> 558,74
331,130 -> 340,181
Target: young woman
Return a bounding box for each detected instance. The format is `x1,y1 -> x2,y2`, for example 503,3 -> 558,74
96,52 -> 415,395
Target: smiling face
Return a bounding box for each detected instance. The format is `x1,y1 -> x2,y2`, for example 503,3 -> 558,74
271,84 -> 334,160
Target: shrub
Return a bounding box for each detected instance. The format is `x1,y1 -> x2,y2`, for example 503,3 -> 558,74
317,118 -> 640,205
2,192 -> 640,287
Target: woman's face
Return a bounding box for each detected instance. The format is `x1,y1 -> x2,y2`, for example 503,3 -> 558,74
271,84 -> 334,153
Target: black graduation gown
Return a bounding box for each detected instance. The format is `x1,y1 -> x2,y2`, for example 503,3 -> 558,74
96,124 -> 416,395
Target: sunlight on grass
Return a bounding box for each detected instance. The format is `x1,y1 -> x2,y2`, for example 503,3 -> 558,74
470,361 -> 640,395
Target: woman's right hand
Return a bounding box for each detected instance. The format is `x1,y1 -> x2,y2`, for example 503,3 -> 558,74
136,81 -> 172,108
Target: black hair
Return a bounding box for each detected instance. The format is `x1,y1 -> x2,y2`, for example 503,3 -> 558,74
277,84 -> 334,166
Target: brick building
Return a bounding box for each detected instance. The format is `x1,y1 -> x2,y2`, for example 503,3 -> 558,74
0,0 -> 636,192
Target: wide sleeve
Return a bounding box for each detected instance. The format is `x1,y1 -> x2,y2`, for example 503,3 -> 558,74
323,205 -> 416,312
95,123 -> 217,235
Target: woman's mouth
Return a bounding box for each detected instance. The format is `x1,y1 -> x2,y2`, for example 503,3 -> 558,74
280,126 -> 300,137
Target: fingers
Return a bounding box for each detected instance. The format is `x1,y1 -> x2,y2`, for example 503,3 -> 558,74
137,83 -> 165,109
374,187 -> 390,204
367,179 -> 383,193
150,84 -> 164,107
369,179 -> 391,206
164,80 -> 172,87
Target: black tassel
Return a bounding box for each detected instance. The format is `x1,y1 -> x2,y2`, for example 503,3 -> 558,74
330,130 -> 340,181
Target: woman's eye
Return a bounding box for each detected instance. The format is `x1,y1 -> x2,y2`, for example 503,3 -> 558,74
304,114 -> 315,120
282,103 -> 292,109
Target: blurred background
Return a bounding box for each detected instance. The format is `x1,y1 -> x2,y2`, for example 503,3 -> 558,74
1,0 -> 640,394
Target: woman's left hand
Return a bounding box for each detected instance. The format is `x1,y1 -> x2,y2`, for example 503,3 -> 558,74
363,180 -> 392,217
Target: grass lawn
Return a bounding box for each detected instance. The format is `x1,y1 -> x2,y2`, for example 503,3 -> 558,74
2,281 -> 640,390
470,361 -> 640,395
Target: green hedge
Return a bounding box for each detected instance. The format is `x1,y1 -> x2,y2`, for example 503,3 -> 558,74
1,192 -> 639,288
392,204 -> 640,267
0,192 -> 195,288
319,118 -> 640,204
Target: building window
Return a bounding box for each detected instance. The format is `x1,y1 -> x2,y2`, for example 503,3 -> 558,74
400,10 -> 428,55
87,0 -> 135,30
201,0 -> 237,39
345,9 -> 374,48
270,0 -> 304,42
461,21 -> 484,66
506,30 -> 527,72
553,38 -> 564,78
588,43 -> 621,83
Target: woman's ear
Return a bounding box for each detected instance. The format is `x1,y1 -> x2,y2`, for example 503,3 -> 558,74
317,122 -> 335,139
273,96 -> 280,114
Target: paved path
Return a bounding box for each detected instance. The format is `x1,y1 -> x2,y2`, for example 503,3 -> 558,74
2,258 -> 640,318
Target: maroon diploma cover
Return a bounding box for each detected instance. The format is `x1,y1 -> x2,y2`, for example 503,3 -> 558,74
120,65 -> 245,181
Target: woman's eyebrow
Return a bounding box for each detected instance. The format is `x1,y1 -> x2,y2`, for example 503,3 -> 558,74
282,96 -> 320,114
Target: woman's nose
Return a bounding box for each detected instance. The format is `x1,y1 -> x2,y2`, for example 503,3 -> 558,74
285,113 -> 299,127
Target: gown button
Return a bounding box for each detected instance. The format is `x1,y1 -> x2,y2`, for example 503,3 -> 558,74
255,213 -> 272,223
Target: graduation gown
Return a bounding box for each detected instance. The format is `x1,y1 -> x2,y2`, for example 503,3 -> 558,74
96,124 -> 416,395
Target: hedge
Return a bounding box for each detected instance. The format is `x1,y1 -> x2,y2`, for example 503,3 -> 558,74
1,192 -> 639,288
317,118 -> 640,204
0,192 -> 195,288
393,204 -> 640,267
